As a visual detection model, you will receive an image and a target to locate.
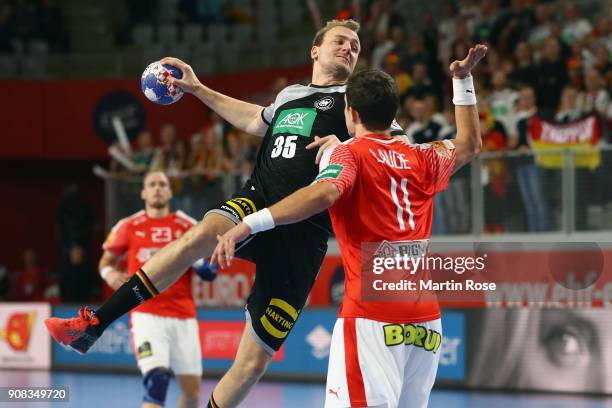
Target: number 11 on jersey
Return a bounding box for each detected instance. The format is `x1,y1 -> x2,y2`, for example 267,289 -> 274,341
390,176 -> 415,231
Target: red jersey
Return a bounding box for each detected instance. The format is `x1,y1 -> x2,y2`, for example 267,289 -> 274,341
103,210 -> 197,318
315,135 -> 456,323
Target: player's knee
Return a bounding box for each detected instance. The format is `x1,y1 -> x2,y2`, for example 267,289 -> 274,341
143,367 -> 171,406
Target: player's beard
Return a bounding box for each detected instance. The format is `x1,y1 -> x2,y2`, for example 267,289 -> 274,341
148,199 -> 169,210
326,61 -> 352,82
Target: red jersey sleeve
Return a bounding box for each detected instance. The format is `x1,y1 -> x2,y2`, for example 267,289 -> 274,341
314,143 -> 358,197
102,219 -> 130,255
416,140 -> 457,192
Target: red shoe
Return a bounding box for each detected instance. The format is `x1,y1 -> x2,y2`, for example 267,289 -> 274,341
45,307 -> 100,354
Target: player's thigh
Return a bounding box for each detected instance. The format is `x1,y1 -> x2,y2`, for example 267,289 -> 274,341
131,312 -> 171,374
247,223 -> 328,353
168,317 -> 203,376
398,319 -> 442,408
326,318 -> 413,408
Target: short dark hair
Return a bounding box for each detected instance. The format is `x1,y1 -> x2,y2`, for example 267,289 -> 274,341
312,19 -> 360,47
346,70 -> 399,131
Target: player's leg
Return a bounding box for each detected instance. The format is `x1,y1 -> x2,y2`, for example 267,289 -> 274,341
169,317 -> 203,408
325,318 -> 410,408
132,313 -> 173,408
397,319 -> 442,408
176,375 -> 200,408
206,321 -> 272,408
208,223 -> 328,407
45,193 -> 261,353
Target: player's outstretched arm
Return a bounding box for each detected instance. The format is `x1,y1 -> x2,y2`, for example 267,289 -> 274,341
160,57 -> 269,137
449,44 -> 487,170
211,182 -> 340,267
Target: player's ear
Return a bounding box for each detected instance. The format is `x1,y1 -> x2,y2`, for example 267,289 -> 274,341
350,107 -> 361,125
311,46 -> 318,61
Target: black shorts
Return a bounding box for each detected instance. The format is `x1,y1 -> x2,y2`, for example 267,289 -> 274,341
206,181 -> 329,354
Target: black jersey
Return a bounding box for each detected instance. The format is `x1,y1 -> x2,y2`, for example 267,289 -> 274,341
250,83 -> 405,233
250,83 -> 347,232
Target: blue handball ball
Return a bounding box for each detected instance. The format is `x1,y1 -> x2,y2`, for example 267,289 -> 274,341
140,61 -> 184,105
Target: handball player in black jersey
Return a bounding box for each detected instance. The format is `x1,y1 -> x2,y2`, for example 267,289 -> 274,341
46,19 -> 404,408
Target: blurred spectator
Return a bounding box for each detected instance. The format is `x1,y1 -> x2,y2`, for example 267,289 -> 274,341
590,44 -> 611,85
561,2 -> 593,45
458,0 -> 480,35
367,0 -> 404,37
495,0 -> 535,56
508,41 -> 537,87
512,86 -> 549,232
10,249 -> 46,301
533,37 -> 569,117
370,28 -> 394,69
406,62 -> 436,100
131,130 -> 155,173
184,126 -> 224,216
555,85 -> 582,123
527,3 -> 553,46
437,1 -> 459,63
383,53 -> 411,99
473,0 -> 498,44
58,244 -> 94,302
56,184 -> 95,265
489,70 -> 518,136
0,2 -> 12,52
151,123 -> 179,171
577,67 -> 611,120
126,0 -> 158,25
481,112 -> 508,233
399,31 -> 429,75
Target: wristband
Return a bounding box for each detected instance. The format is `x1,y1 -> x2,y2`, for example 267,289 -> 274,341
100,266 -> 113,280
243,208 -> 275,234
452,76 -> 477,106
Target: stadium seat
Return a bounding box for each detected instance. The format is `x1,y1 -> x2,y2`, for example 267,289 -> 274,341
208,24 -> 228,44
183,24 -> 203,45
132,25 -> 154,46
158,24 -> 179,46
231,24 -> 253,44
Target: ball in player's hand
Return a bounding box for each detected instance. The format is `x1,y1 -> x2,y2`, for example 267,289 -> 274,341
141,61 -> 184,105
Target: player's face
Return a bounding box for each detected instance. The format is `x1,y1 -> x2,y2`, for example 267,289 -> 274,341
141,172 -> 172,209
313,26 -> 360,80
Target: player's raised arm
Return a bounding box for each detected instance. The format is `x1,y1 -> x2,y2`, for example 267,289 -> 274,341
160,57 -> 269,137
448,44 -> 488,171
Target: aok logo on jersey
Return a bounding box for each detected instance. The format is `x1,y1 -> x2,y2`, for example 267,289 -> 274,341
273,108 -> 317,137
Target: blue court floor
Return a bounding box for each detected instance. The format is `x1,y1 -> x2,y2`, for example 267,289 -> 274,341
1,370 -> 611,407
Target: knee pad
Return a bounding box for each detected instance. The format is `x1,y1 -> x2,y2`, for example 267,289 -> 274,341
143,367 -> 171,406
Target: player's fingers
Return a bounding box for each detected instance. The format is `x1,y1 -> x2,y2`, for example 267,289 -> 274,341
306,136 -> 321,149
315,141 -> 332,164
160,56 -> 186,70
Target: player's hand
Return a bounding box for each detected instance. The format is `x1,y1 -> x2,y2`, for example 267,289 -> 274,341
449,44 -> 488,79
159,57 -> 203,94
306,135 -> 341,164
211,223 -> 252,268
105,270 -> 129,290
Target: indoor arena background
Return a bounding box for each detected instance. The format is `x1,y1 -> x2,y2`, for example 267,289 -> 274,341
1,0 -> 611,407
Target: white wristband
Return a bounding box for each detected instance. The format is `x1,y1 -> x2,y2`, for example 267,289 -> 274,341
243,208 -> 275,234
452,76 -> 477,105
100,266 -> 113,280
